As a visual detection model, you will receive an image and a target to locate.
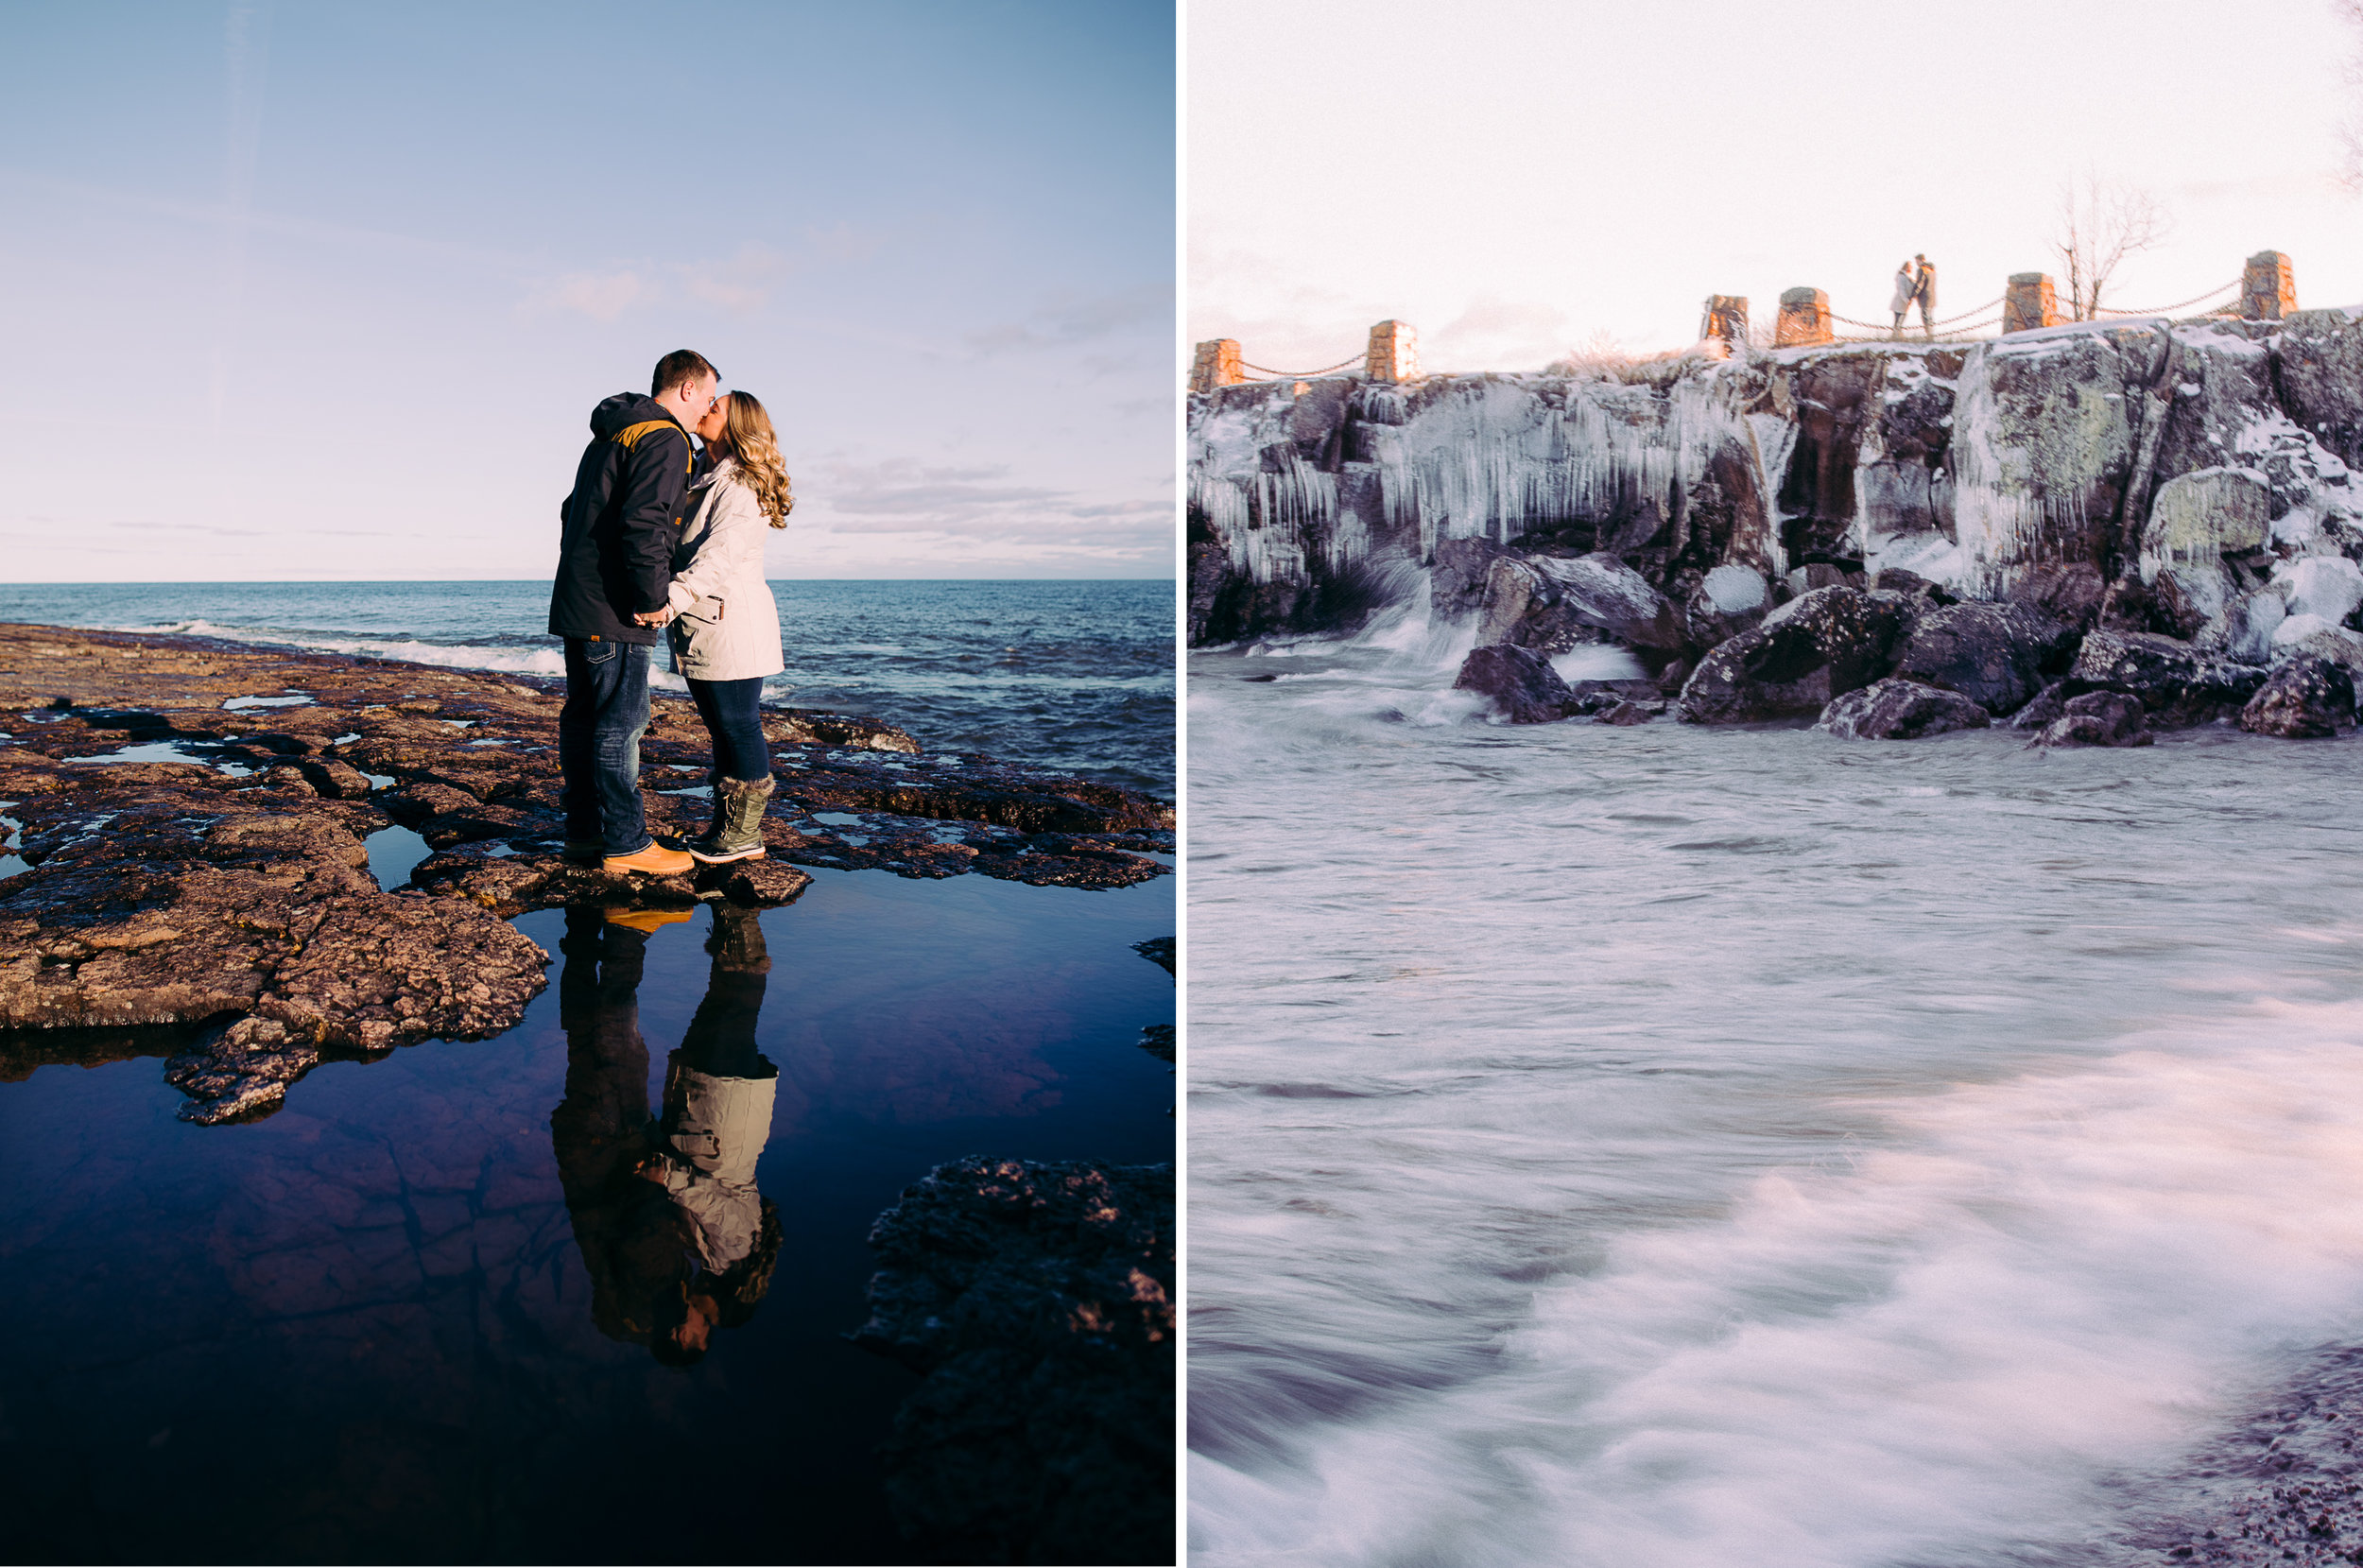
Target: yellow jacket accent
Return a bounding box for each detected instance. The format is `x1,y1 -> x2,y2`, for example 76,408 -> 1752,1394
610,419 -> 693,477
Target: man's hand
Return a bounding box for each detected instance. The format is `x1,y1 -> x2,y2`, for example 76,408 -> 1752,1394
631,606 -> 674,628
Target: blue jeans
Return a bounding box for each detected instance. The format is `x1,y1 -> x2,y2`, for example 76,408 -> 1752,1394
559,638 -> 651,856
686,676 -> 770,783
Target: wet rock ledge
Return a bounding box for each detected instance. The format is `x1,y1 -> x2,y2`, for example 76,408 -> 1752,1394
0,624 -> 1173,1122
852,1157 -> 1175,1563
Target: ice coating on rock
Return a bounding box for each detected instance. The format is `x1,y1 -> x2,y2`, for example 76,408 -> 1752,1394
1702,564 -> 1768,614
2273,555 -> 2363,626
1189,314 -> 2363,654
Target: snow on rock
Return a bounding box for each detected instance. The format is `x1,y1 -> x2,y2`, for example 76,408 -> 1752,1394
1188,315 -> 2363,693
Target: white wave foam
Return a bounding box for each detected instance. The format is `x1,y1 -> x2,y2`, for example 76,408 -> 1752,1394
103,619 -> 569,678
1194,1012 -> 2363,1568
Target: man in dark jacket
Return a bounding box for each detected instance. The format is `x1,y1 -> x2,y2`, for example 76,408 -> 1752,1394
550,349 -> 719,872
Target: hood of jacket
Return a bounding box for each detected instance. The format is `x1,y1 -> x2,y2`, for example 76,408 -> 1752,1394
589,392 -> 684,440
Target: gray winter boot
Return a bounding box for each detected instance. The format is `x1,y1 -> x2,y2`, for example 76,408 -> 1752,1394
689,774 -> 773,863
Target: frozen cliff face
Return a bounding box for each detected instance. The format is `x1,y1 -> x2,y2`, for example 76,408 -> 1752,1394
1187,313 -> 2363,654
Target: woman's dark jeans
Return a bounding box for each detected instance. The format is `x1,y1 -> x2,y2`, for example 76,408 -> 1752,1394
559,638 -> 652,856
687,675 -> 770,783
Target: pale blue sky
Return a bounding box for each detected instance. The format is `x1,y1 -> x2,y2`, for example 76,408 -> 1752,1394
0,0 -> 1175,581
1192,0 -> 2363,374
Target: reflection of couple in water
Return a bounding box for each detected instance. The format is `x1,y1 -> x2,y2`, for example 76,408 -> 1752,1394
551,902 -> 781,1365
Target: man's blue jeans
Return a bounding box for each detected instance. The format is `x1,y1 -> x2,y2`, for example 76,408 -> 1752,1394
559,638 -> 652,857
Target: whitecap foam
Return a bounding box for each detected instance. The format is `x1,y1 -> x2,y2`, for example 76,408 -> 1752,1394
1193,1012 -> 2363,1568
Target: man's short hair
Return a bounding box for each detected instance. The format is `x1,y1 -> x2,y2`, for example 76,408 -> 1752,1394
651,350 -> 719,398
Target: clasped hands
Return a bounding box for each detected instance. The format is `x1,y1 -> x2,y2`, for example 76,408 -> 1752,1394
631,606 -> 675,628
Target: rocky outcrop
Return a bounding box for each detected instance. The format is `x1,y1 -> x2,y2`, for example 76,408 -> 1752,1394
0,625 -> 1175,1121
1186,313 -> 2363,757
1677,586 -> 1910,723
852,1158 -> 1174,1564
2064,629 -> 2267,726
2028,690 -> 2153,749
1816,679 -> 1991,740
1453,645 -> 1577,723
2239,655 -> 2354,738
1475,552 -> 1684,662
1888,602 -> 2078,715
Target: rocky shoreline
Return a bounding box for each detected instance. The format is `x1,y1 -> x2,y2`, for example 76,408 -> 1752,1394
1189,311 -> 2363,745
0,623 -> 1173,1122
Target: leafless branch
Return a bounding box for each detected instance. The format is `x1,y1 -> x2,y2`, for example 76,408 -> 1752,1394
2048,172 -> 2172,320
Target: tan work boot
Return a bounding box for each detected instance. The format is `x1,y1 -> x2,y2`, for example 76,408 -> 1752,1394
605,906 -> 694,934
604,841 -> 695,876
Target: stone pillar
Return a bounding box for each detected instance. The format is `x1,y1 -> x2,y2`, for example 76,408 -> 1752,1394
1773,287 -> 1833,349
1365,319 -> 1418,383
1190,339 -> 1244,393
2241,251 -> 2296,320
2003,273 -> 2061,334
1699,295 -> 1749,344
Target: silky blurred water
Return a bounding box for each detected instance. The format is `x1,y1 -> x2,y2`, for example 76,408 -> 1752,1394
1187,600 -> 2363,1567
0,580 -> 1174,796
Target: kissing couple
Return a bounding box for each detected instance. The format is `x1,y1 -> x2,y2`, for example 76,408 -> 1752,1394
547,349 -> 796,875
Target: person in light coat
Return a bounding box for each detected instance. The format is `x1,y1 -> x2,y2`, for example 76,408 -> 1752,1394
666,389 -> 795,863
1889,261 -> 1917,336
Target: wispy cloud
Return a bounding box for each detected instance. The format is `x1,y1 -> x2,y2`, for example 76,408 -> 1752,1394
800,457 -> 1169,547
526,223 -> 897,321
526,269 -> 645,322
963,283 -> 1173,355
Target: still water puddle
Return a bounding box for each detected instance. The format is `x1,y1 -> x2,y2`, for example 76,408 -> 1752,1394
0,869 -> 1173,1562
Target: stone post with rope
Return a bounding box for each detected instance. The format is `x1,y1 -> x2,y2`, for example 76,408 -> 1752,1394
1365,319 -> 1418,383
1775,288 -> 1834,348
2003,273 -> 2062,335
2242,251 -> 2296,320
1699,296 -> 1748,345
1190,338 -> 1244,393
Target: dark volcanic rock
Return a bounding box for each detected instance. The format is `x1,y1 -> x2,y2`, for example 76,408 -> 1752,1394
1454,645 -> 1576,723
1677,586 -> 1910,724
1889,603 -> 2078,715
2239,655 -> 2355,738
2032,690 -> 2153,748
851,1157 -> 1174,1564
1815,679 -> 1991,740
1595,699 -> 1659,725
2003,561 -> 2110,631
1476,552 -> 1684,657
2065,629 -> 2268,727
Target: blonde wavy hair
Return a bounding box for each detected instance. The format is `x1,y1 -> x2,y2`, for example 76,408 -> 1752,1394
717,390 -> 794,526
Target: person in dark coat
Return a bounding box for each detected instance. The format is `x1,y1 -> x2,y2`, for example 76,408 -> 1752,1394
549,350 -> 719,872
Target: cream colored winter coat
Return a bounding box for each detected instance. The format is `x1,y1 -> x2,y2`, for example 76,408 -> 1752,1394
664,458 -> 785,681
650,1062 -> 777,1271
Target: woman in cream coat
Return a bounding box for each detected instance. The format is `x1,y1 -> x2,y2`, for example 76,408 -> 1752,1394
667,389 -> 794,863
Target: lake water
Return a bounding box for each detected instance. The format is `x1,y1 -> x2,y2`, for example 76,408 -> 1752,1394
0,579 -> 1175,797
1186,599 -> 2363,1566
0,870 -> 1175,1562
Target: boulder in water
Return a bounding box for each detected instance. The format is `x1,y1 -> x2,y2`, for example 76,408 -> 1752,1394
1816,679 -> 1992,740
1595,698 -> 1660,726
1476,552 -> 1683,656
2032,690 -> 2153,748
1453,645 -> 1576,723
1889,602 -> 2078,715
2239,654 -> 2355,738
2064,629 -> 2267,727
1677,586 -> 1911,724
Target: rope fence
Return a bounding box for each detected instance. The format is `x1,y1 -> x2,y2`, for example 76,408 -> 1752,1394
1237,355 -> 1363,380
2089,280 -> 2240,318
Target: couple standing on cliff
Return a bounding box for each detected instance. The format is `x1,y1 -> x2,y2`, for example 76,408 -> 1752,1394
547,349 -> 797,875
1890,253 -> 1939,337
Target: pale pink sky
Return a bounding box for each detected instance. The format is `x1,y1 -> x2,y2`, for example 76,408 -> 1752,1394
1188,0 -> 2363,373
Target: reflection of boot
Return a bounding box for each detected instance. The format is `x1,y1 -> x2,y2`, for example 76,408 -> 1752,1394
705,901 -> 771,974
689,775 -> 774,864
607,907 -> 694,935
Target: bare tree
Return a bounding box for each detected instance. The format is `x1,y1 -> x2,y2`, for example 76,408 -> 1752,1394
2049,172 -> 2172,320
2337,0 -> 2363,190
